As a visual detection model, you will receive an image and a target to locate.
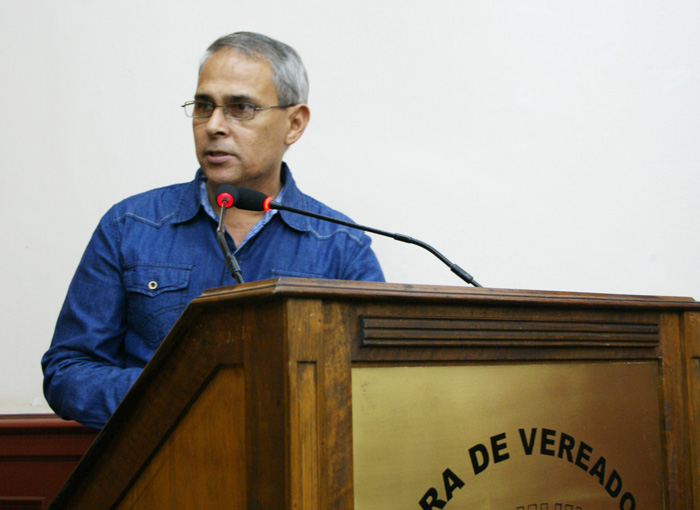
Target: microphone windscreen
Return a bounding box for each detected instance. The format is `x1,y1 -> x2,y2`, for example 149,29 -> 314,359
236,187 -> 269,211
215,184 -> 238,208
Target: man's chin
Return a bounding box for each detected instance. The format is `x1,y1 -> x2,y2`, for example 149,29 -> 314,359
202,166 -> 242,186
201,164 -> 282,195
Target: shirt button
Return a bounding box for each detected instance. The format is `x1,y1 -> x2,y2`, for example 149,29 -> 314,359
148,281 -> 158,290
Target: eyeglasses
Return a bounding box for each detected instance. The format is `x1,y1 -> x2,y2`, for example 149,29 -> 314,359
181,100 -> 294,121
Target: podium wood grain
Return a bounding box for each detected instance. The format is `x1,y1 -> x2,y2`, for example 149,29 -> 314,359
48,278 -> 700,509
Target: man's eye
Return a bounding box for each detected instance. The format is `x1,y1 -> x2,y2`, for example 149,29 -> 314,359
193,102 -> 213,115
228,103 -> 254,114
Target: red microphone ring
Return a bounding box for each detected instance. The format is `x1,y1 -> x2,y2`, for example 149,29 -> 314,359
263,197 -> 273,211
217,193 -> 233,208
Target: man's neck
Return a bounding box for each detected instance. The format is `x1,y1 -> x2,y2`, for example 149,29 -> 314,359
223,208 -> 266,247
206,171 -> 282,215
206,173 -> 284,248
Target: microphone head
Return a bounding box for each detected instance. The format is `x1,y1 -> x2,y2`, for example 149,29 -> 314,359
236,187 -> 270,211
215,184 -> 238,208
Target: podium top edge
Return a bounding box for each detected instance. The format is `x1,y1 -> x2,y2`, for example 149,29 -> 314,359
196,278 -> 699,311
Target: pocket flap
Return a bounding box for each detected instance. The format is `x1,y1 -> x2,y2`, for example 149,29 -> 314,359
124,264 -> 192,297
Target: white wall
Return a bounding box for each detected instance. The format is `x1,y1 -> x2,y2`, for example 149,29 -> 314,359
1,0 -> 698,414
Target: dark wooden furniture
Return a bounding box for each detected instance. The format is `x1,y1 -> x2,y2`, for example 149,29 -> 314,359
0,415 -> 97,510
47,279 -> 700,509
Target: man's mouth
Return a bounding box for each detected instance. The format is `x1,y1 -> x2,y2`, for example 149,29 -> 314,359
205,150 -> 235,164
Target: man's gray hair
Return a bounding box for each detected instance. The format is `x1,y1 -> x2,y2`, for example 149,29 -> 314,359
201,32 -> 309,105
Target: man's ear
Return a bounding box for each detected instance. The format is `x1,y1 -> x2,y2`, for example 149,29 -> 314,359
284,104 -> 311,146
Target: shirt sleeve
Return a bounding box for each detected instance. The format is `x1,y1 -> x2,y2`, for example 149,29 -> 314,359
42,208 -> 142,429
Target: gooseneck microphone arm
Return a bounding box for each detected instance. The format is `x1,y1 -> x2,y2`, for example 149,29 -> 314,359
235,187 -> 482,288
215,185 -> 245,284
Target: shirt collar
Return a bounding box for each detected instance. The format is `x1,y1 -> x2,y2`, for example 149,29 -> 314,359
172,163 -> 312,232
197,165 -> 291,222
273,164 -> 317,233
190,163 -> 310,245
171,171 -> 204,224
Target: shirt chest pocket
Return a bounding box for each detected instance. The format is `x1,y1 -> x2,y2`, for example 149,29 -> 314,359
123,263 -> 193,348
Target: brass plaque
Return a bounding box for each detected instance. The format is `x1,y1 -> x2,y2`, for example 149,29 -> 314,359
352,362 -> 661,509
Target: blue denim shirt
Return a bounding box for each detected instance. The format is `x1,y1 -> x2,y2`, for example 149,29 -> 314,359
42,164 -> 383,428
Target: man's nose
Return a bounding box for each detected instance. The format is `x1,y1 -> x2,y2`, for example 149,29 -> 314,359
205,106 -> 229,134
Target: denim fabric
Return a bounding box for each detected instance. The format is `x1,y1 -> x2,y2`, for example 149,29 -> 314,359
42,164 -> 384,428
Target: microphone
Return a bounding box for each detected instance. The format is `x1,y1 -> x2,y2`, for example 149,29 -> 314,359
215,184 -> 245,284
233,186 -> 482,287
216,184 -> 238,209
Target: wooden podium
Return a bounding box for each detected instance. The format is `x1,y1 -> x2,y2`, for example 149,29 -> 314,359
49,279 -> 700,509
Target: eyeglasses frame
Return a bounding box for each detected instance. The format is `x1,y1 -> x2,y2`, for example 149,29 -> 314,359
181,100 -> 296,121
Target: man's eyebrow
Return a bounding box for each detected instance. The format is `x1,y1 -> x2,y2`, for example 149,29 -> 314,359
193,93 -> 256,104
224,94 -> 256,104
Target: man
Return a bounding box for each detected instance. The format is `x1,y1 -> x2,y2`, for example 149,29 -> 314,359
42,32 -> 384,429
